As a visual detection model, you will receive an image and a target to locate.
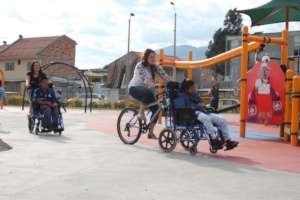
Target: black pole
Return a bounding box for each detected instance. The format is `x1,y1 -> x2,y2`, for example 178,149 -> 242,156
42,61 -> 92,113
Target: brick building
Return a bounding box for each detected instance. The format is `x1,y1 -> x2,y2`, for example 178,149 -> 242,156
0,35 -> 76,93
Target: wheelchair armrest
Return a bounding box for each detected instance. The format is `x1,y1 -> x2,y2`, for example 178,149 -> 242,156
203,106 -> 216,114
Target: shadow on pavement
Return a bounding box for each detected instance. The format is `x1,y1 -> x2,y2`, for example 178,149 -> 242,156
37,134 -> 71,143
0,139 -> 12,152
130,144 -> 265,174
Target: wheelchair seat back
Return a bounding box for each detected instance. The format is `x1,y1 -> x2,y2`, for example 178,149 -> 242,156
166,81 -> 180,101
174,108 -> 198,127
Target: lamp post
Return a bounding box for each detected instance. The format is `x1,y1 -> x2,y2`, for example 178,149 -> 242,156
170,1 -> 177,81
128,13 -> 135,53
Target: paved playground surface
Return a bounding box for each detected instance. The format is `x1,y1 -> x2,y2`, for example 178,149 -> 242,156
1,107 -> 300,200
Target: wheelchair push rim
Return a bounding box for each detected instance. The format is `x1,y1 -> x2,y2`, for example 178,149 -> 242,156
158,128 -> 177,152
117,108 -> 142,145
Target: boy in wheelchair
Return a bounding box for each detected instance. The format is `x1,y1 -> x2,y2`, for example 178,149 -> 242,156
174,79 -> 238,151
32,77 -> 61,131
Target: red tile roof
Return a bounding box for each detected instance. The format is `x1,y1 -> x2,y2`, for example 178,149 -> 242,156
0,44 -> 9,53
0,36 -> 76,61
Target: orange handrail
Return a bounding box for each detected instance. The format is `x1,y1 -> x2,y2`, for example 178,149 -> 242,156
162,42 -> 261,69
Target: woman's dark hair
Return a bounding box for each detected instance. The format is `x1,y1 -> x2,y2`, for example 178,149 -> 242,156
30,61 -> 43,75
142,48 -> 157,80
181,79 -> 195,92
0,80 -> 2,87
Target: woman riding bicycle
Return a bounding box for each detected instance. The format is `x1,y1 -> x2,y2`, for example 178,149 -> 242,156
128,49 -> 170,139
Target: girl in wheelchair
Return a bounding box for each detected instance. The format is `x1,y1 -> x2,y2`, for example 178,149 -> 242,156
31,77 -> 62,132
174,79 -> 238,151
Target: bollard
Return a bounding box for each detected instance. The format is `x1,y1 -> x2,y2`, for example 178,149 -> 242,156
291,76 -> 300,146
283,70 -> 294,141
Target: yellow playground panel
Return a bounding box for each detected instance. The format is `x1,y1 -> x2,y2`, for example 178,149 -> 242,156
159,24 -> 299,146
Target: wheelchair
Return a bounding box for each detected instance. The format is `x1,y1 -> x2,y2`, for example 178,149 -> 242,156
28,103 -> 64,136
27,85 -> 65,136
158,82 -> 225,155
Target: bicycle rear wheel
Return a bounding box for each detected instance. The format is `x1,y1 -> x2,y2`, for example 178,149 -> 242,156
117,108 -> 142,145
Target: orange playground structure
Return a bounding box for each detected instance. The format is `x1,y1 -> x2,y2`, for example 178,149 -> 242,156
158,24 -> 299,146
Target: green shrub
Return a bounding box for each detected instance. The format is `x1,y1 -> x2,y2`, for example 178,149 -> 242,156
114,100 -> 126,109
7,95 -> 29,106
66,98 -> 82,107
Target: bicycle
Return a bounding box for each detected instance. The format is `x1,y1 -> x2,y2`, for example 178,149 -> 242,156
117,88 -> 168,145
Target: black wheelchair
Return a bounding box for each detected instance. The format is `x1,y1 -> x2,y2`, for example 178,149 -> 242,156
27,86 -> 65,136
28,103 -> 64,135
157,82 -> 225,155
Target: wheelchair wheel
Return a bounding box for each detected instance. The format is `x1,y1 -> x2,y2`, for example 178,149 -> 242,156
158,129 -> 177,152
189,143 -> 198,156
28,116 -> 33,133
209,146 -> 218,154
117,108 -> 142,145
179,131 -> 194,150
28,116 -> 36,134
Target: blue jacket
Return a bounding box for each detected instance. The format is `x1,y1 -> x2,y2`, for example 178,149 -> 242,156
174,92 -> 207,113
32,87 -> 58,103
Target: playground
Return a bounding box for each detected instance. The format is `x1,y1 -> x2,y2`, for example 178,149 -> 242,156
1,0 -> 300,199
0,107 -> 300,200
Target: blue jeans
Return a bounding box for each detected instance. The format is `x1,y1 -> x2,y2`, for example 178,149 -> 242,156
129,86 -> 159,124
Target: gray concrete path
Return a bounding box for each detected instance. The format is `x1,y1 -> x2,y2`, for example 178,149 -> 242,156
0,107 -> 299,200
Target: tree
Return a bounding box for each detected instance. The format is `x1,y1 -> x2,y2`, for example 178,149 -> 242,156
205,8 -> 243,76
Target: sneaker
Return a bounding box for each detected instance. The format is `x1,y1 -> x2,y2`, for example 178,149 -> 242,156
224,140 -> 239,151
211,138 -> 223,150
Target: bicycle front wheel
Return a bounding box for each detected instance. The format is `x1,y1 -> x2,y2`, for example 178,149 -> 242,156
117,108 -> 142,145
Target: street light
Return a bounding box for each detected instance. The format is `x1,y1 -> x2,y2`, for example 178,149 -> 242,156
127,13 -> 135,53
170,1 -> 177,81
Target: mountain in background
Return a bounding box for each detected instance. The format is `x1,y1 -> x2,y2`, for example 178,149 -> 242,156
158,45 -> 207,60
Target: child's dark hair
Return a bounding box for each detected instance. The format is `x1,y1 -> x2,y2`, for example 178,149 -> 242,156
181,79 -> 195,92
40,77 -> 48,83
0,80 -> 2,86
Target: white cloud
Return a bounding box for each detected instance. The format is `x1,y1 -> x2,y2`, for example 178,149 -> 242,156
0,0 -> 299,68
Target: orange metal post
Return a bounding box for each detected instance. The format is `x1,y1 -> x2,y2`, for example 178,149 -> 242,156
281,30 -> 289,66
291,76 -> 300,146
158,49 -> 165,124
187,51 -> 193,79
240,26 -> 249,138
290,59 -> 296,72
280,30 -> 289,137
283,70 -> 294,141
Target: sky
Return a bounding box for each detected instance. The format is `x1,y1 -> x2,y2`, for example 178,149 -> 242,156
0,0 -> 299,69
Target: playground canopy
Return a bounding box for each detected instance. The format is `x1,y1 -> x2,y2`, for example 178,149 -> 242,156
238,0 -> 300,28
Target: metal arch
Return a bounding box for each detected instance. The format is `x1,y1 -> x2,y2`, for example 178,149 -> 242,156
22,61 -> 93,113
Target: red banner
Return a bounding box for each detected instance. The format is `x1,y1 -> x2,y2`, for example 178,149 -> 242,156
246,61 -> 285,125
